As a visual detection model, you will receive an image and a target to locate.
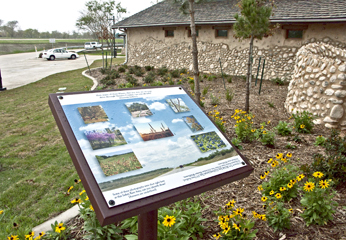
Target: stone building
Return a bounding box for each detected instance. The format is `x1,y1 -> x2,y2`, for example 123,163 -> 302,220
113,0 -> 346,82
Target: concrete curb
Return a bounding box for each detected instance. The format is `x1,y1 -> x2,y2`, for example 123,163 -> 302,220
82,68 -> 99,91
32,205 -> 80,237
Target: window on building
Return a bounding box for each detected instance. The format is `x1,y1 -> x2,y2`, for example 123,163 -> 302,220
216,29 -> 228,37
286,30 -> 303,39
165,30 -> 174,37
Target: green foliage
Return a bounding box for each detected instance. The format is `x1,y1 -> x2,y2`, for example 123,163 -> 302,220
314,135 -> 326,146
226,88 -> 234,102
209,109 -> 226,133
199,100 -> 205,107
122,197 -> 207,240
214,200 -> 258,240
285,143 -> 297,149
231,137 -> 243,150
118,66 -> 126,73
271,77 -> 284,85
232,109 -> 255,143
207,75 -> 217,81
134,68 -> 144,77
170,69 -> 180,78
78,197 -> 123,240
261,159 -> 300,202
300,177 -> 338,226
125,73 -> 138,86
157,66 -> 169,76
291,110 -> 315,133
144,71 -> 156,83
302,130 -> 346,184
202,86 -> 209,95
227,76 -> 233,83
152,81 -> 164,86
267,101 -> 275,108
144,65 -> 154,71
210,93 -> 220,106
233,0 -> 272,41
274,121 -> 292,136
100,76 -> 115,86
257,129 -> 275,147
265,201 -> 291,232
179,68 -> 187,74
190,83 -> 195,93
41,221 -> 72,240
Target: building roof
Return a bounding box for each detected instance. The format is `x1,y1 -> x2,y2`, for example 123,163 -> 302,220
113,0 -> 346,29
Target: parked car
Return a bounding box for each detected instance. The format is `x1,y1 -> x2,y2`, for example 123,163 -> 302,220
84,42 -> 103,49
42,48 -> 79,61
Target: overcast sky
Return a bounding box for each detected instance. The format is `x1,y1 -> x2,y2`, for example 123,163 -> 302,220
0,0 -> 157,33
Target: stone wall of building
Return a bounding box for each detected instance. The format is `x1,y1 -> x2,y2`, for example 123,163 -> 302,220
285,43 -> 346,130
125,24 -> 346,82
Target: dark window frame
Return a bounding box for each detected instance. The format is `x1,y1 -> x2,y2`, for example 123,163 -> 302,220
286,29 -> 303,39
215,29 -> 228,38
165,30 -> 174,37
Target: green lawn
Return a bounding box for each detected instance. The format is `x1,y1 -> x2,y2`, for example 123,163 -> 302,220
0,57 -> 125,238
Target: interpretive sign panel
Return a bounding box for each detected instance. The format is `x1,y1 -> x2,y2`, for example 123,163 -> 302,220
49,86 -> 253,225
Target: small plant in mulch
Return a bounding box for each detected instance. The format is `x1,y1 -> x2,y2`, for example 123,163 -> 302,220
144,71 -> 156,83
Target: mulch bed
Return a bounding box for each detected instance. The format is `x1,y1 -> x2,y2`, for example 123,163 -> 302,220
67,66 -> 346,239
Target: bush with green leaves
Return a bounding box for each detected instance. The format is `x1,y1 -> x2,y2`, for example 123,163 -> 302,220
274,121 -> 292,136
302,129 -> 346,185
291,110 -> 314,133
231,137 -> 243,150
134,68 -> 144,77
314,135 -> 326,146
170,69 -> 180,78
179,68 -> 187,74
265,201 -> 291,232
77,194 -> 123,240
254,122 -> 275,147
271,77 -> 284,85
144,71 -> 155,83
144,65 -> 154,71
231,109 -> 255,143
226,88 -> 234,102
207,75 -> 217,81
227,76 -> 233,83
202,86 -> 209,96
214,199 -> 258,240
157,66 -> 168,76
125,73 -> 138,86
100,77 -> 115,86
210,93 -> 220,106
118,66 -> 126,73
122,197 -> 207,240
300,173 -> 338,226
260,154 -> 300,202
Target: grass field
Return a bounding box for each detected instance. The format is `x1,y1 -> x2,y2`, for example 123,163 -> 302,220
0,57 -> 125,238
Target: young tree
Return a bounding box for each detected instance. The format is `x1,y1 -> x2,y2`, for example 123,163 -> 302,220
76,0 -> 126,48
3,20 -> 18,38
172,0 -> 207,104
233,0 -> 273,112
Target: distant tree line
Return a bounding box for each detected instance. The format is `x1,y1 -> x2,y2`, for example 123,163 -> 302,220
0,19 -> 93,39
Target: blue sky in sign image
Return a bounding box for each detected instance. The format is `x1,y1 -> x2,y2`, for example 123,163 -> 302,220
62,93 -> 232,184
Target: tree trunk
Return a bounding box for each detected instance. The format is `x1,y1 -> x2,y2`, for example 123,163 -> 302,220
188,0 -> 201,104
245,35 -> 254,112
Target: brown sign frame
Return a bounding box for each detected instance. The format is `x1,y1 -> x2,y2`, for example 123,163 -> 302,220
48,85 -> 253,226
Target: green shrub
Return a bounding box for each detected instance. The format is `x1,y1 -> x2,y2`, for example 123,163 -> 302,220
314,135 -> 326,146
144,65 -> 154,71
144,71 -> 155,83
271,77 -> 284,85
170,69 -> 180,78
202,86 -> 209,96
210,93 -> 219,106
275,121 -> 292,136
134,68 -> 144,77
291,110 -> 315,133
227,76 -> 232,83
265,201 -> 291,232
125,73 -> 138,86
118,66 -> 126,73
157,66 -> 168,76
300,175 -> 338,226
179,68 -> 187,74
207,75 -> 216,81
226,89 -> 234,102
190,83 -> 195,93
302,129 -> 346,185
232,109 -> 255,143
231,137 -> 243,150
152,81 -> 164,86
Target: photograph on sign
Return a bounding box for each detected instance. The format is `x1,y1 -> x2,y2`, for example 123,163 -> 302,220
58,87 -> 246,208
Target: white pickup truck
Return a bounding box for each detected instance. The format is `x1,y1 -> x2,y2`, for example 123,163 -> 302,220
84,42 -> 103,49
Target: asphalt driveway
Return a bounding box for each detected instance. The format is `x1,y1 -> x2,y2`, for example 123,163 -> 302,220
0,52 -> 103,90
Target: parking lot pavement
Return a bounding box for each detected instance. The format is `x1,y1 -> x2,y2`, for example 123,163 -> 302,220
0,52 -> 103,90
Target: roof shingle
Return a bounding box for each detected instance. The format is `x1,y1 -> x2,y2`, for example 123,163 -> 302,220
113,0 -> 346,28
